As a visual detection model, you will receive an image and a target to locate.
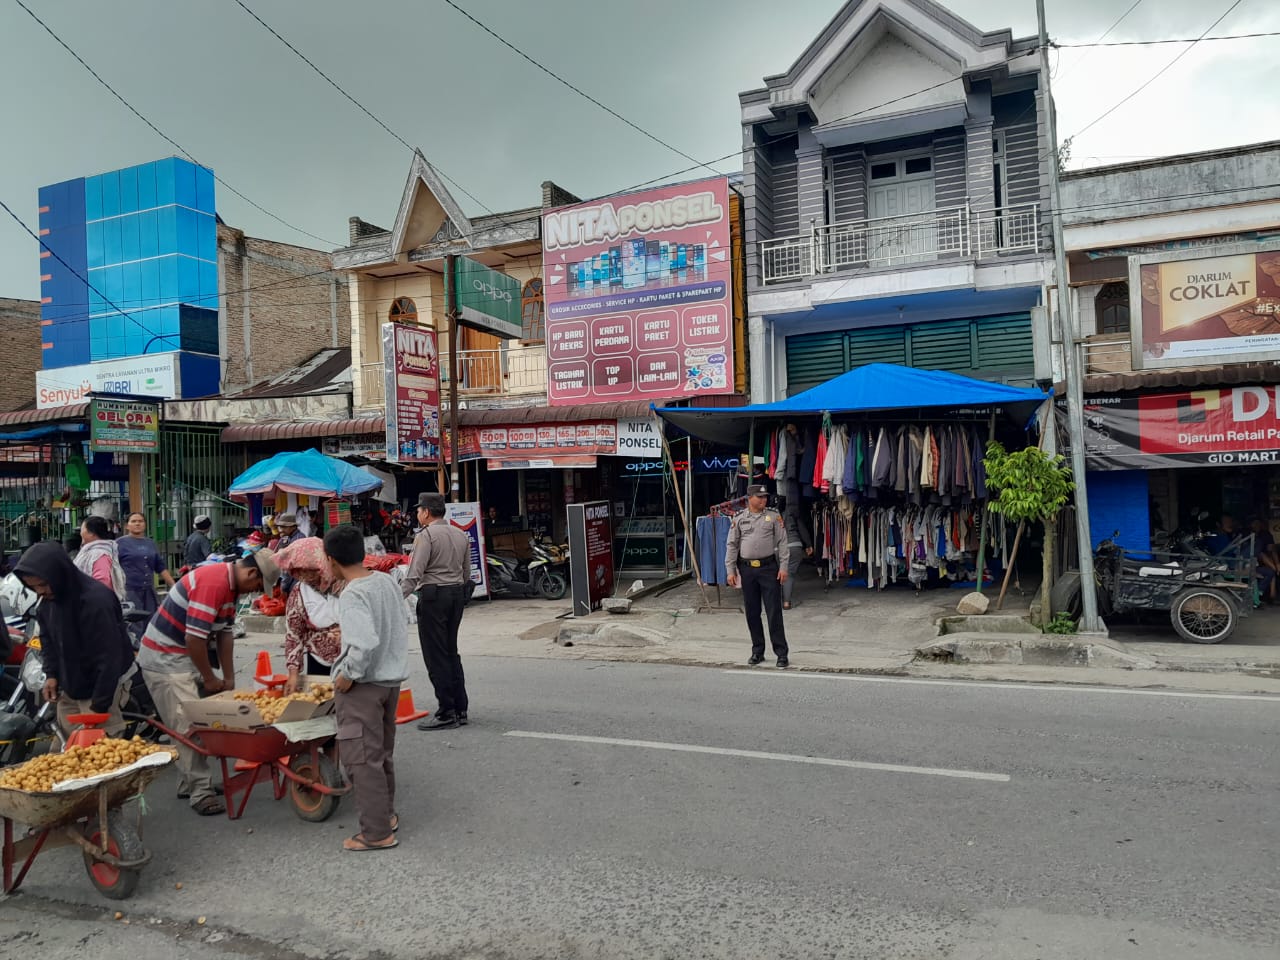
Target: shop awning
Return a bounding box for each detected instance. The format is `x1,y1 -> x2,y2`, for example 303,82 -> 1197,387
0,403 -> 89,427
657,364 -> 1049,446
221,417 -> 385,443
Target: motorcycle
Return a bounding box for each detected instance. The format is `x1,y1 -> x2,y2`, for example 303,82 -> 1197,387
485,550 -> 566,600
528,534 -> 570,600
0,640 -> 58,766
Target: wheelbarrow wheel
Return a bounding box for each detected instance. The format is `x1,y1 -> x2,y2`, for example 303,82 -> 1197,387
289,753 -> 342,822
83,818 -> 144,900
1171,588 -> 1237,644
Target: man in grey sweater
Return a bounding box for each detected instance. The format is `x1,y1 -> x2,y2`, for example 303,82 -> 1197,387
325,524 -> 408,852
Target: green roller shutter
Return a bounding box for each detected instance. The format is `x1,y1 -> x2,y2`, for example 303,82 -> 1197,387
785,313 -> 1033,395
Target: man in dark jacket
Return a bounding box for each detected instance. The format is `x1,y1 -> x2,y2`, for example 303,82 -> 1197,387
14,541 -> 134,736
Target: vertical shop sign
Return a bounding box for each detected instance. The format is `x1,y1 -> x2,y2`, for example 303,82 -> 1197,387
567,500 -> 614,617
542,177 -> 735,405
382,322 -> 441,464
444,501 -> 489,599
88,398 -> 160,453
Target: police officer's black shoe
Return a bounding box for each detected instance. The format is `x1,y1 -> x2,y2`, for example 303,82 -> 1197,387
777,658 -> 789,668
747,654 -> 765,665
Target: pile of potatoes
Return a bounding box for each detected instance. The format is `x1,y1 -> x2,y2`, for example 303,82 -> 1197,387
0,737 -> 168,793
232,684 -> 335,724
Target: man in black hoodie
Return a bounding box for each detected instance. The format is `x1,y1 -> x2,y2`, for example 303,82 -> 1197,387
14,541 -> 134,736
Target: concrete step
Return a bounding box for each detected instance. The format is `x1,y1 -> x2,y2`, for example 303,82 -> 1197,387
916,632 -> 1157,670
240,613 -> 287,635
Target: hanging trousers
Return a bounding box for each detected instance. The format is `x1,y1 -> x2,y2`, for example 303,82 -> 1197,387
741,558 -> 788,659
416,583 -> 469,717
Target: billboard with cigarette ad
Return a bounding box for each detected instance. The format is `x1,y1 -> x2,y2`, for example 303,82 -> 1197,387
541,177 -> 734,406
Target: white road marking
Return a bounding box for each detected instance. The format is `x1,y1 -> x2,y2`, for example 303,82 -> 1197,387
505,730 -> 1010,783
722,670 -> 1280,702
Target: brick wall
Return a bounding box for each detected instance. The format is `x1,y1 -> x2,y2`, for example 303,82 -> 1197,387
0,298 -> 41,411
218,225 -> 351,392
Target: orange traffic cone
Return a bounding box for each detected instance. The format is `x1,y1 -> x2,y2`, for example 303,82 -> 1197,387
254,650 -> 273,678
394,688 -> 429,724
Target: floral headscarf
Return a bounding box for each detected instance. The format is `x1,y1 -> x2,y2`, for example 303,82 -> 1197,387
274,537 -> 336,592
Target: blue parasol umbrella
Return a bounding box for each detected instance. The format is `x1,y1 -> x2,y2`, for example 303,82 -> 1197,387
228,448 -> 383,501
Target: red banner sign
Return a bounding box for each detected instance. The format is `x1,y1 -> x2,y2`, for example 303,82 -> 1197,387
542,177 -> 734,406
383,322 -> 440,464
1069,384 -> 1280,468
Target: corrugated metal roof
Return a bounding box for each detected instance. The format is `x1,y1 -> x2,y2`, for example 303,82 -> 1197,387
221,417 -> 384,443
230,348 -> 352,399
1080,363 -> 1280,395
0,403 -> 89,426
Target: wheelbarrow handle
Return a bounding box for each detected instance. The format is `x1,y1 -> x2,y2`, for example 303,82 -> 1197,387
119,712 -> 209,756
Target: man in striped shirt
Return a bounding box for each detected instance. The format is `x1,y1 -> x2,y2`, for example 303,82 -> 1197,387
139,551 -> 279,815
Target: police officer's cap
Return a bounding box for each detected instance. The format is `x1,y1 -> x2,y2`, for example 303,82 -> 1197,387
746,484 -> 768,497
417,492 -> 447,514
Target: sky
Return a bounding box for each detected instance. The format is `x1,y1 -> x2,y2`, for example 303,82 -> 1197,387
1,0 -> 1277,300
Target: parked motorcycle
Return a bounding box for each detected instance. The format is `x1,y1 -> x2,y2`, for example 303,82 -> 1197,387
485,550 -> 566,600
529,534 -> 570,600
0,640 -> 58,766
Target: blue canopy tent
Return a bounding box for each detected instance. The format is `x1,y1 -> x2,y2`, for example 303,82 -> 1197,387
656,364 -> 1050,447
228,448 -> 383,501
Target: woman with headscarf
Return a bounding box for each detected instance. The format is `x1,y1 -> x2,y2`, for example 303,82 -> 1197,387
276,537 -> 344,694
14,542 -> 134,735
75,515 -> 127,601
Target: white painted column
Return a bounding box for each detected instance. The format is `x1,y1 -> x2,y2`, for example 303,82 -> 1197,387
748,315 -> 768,404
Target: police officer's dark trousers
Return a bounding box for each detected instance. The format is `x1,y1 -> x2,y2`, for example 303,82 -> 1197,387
416,583 -> 469,717
741,558 -> 788,659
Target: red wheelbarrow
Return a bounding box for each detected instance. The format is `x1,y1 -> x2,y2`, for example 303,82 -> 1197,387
138,717 -> 348,822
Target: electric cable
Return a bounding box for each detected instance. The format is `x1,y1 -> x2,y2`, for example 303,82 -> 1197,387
440,0 -> 722,177
11,0 -> 342,249
0,196 -> 172,350
1057,31 -> 1280,47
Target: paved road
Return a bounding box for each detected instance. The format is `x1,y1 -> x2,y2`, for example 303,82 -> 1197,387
2,658 -> 1277,959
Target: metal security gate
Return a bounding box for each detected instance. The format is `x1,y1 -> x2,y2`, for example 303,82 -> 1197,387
142,425 -> 247,570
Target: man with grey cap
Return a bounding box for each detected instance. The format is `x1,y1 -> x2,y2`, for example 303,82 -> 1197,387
725,485 -> 790,667
273,514 -> 304,594
184,514 -> 214,567
139,549 -> 280,815
401,492 -> 472,730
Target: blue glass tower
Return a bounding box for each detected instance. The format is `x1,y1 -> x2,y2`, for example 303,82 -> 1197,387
38,158 -> 220,384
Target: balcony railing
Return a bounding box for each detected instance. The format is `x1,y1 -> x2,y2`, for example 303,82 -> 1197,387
1082,332 -> 1134,375
760,203 -> 1040,285
359,344 -> 548,407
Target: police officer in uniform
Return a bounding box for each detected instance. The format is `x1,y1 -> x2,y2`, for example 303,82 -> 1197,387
725,485 -> 790,667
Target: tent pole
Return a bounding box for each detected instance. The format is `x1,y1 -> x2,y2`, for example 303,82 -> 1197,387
662,427 -> 710,610
974,411 -> 996,595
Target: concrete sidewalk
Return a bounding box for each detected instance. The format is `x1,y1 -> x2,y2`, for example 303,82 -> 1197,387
242,563 -> 1280,695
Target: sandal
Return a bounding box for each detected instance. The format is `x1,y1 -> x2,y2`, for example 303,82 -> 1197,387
192,795 -> 226,816
344,833 -> 398,852
390,813 -> 399,833
782,602 -> 792,610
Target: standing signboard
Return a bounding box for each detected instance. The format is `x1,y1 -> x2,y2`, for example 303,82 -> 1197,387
567,500 -> 614,617
1132,244 -> 1280,370
541,177 -> 734,406
444,501 -> 489,599
382,322 -> 441,464
88,398 -> 160,454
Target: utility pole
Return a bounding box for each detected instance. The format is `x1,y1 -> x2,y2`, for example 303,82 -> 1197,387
445,254 -> 461,502
1038,0 -> 1101,632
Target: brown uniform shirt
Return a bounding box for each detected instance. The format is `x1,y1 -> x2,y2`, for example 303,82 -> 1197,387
725,508 -> 789,578
400,520 -> 472,596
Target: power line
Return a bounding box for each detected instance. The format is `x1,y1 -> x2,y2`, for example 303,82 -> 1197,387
439,0 -> 722,177
1051,0 -> 1144,83
1057,31 -> 1280,47
0,197 -> 172,349
230,0 -> 521,230
10,0 -> 341,249
1064,0 -> 1248,145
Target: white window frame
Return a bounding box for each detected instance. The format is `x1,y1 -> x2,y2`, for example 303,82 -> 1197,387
992,132 -> 1010,216
866,150 -> 934,185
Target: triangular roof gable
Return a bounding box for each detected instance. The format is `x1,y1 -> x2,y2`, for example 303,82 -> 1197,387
389,151 -> 474,256
759,0 -> 1016,111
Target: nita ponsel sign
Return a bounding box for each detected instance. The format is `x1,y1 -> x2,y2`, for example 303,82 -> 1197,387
451,257 -> 523,339
382,322 -> 441,465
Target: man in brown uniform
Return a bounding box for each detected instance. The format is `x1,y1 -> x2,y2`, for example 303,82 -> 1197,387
402,493 -> 474,730
726,484 -> 790,667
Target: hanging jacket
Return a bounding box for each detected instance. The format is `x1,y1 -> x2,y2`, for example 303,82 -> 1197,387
798,428 -> 818,497
871,427 -> 893,488
775,430 -> 789,481
971,427 -> 988,499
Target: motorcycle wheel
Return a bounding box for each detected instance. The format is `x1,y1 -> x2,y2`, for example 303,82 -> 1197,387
538,572 -> 568,600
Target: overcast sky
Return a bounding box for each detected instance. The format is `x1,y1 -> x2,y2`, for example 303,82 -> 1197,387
2,0 -> 1277,300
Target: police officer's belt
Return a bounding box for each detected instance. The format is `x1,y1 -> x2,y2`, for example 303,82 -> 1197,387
744,557 -> 776,567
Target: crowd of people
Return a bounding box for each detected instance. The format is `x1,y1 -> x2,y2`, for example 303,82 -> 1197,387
7,494 -> 474,850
